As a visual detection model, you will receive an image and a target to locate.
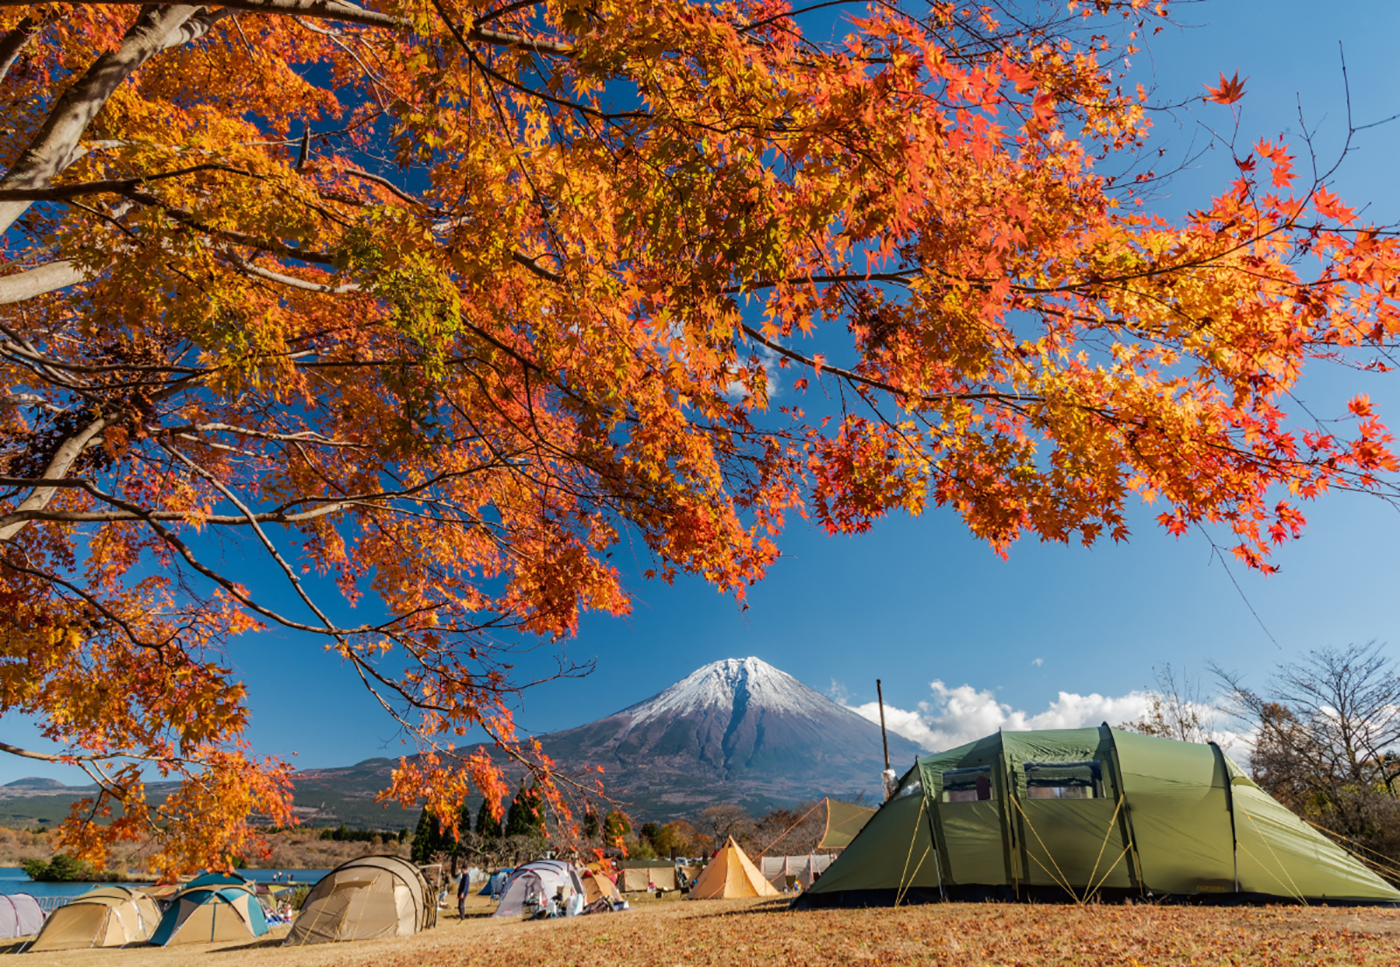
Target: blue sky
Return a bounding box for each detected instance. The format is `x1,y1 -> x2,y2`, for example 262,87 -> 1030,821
5,0 -> 1400,785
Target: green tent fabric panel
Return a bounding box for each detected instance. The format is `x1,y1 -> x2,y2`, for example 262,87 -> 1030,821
1110,729 -> 1235,895
938,801 -> 1006,886
1228,774 -> 1400,902
999,729 -> 1110,770
807,782 -> 938,894
1018,799 -> 1132,889
820,799 -> 878,850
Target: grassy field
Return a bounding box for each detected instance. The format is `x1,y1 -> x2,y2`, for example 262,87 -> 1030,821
8,892 -> 1400,966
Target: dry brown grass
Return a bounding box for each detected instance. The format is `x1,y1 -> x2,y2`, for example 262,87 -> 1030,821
8,893 -> 1400,966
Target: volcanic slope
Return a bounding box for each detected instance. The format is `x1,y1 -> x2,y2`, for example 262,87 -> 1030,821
539,657 -> 924,814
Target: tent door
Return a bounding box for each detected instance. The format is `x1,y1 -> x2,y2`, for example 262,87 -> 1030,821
1014,759 -> 1133,893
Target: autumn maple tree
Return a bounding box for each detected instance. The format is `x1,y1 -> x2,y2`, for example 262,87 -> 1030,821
1,0 -> 1397,874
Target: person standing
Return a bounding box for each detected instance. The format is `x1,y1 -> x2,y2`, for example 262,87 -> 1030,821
456,868 -> 470,918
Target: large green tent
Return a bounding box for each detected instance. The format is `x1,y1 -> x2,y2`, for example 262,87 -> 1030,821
799,726 -> 1400,906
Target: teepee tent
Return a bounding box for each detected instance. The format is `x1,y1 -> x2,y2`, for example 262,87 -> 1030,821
28,887 -> 158,951
150,885 -> 269,946
284,855 -> 436,946
688,838 -> 782,900
0,893 -> 44,939
801,726 -> 1400,906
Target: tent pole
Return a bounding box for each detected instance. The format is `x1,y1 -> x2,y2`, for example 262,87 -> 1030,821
876,679 -> 890,773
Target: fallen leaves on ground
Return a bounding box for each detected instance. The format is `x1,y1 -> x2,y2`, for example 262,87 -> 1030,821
11,894 -> 1400,966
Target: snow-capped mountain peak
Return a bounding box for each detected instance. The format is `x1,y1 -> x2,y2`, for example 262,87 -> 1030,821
619,656 -> 844,727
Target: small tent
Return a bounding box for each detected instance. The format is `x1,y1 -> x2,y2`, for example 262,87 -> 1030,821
478,868 -> 514,897
28,887 -> 159,951
617,864 -> 677,892
688,838 -> 781,900
492,860 -> 586,918
284,855 -> 436,946
581,869 -> 622,906
0,893 -> 44,939
801,726 -> 1400,906
150,885 -> 269,946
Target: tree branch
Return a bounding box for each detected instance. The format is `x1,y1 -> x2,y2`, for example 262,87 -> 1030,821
0,4 -> 200,235
0,260 -> 91,304
0,413 -> 108,542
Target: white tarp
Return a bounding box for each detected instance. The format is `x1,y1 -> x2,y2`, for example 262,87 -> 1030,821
491,860 -> 586,918
760,854 -> 835,889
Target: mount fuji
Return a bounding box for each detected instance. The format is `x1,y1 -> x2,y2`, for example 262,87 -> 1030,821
537,657 -> 924,813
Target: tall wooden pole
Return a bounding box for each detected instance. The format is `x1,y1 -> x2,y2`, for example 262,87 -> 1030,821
876,678 -> 890,772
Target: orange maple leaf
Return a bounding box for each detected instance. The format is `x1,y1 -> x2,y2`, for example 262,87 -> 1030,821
1204,70 -> 1247,105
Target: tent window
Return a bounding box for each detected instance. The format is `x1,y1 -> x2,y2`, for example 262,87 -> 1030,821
1024,760 -> 1103,800
896,779 -> 922,799
942,766 -> 994,803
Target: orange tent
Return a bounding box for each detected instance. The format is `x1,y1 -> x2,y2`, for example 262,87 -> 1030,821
687,838 -> 781,900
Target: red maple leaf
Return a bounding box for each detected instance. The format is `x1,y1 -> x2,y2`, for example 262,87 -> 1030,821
1204,70 -> 1247,105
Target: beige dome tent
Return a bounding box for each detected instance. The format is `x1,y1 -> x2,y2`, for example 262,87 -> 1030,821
688,838 -> 781,900
30,887 -> 160,951
284,855 -> 436,945
581,869 -> 621,906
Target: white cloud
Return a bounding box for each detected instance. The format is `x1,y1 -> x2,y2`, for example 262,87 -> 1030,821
850,680 -> 1155,753
1031,658 -> 1044,667
827,679 -> 851,705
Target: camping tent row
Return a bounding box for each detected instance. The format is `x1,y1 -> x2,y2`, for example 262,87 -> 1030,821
286,855 -> 436,945
801,726 -> 1400,906
27,877 -> 261,952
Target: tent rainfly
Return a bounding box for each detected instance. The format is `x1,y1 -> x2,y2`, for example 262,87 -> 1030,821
0,893 -> 44,940
492,860 -> 587,918
284,855 -> 436,945
800,726 -> 1400,907
818,798 -> 877,850
150,885 -> 270,946
688,838 -> 782,900
28,887 -> 159,951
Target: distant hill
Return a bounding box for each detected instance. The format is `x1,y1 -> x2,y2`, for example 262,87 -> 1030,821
0,658 -> 919,826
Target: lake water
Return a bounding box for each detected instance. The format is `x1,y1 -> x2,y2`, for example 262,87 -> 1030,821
0,866 -> 331,898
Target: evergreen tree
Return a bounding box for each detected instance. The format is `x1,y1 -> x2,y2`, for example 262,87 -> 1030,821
475,799 -> 503,840
410,807 -> 451,864
505,783 -> 545,838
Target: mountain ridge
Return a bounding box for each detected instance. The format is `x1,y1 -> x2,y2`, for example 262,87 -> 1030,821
0,658 -> 921,825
